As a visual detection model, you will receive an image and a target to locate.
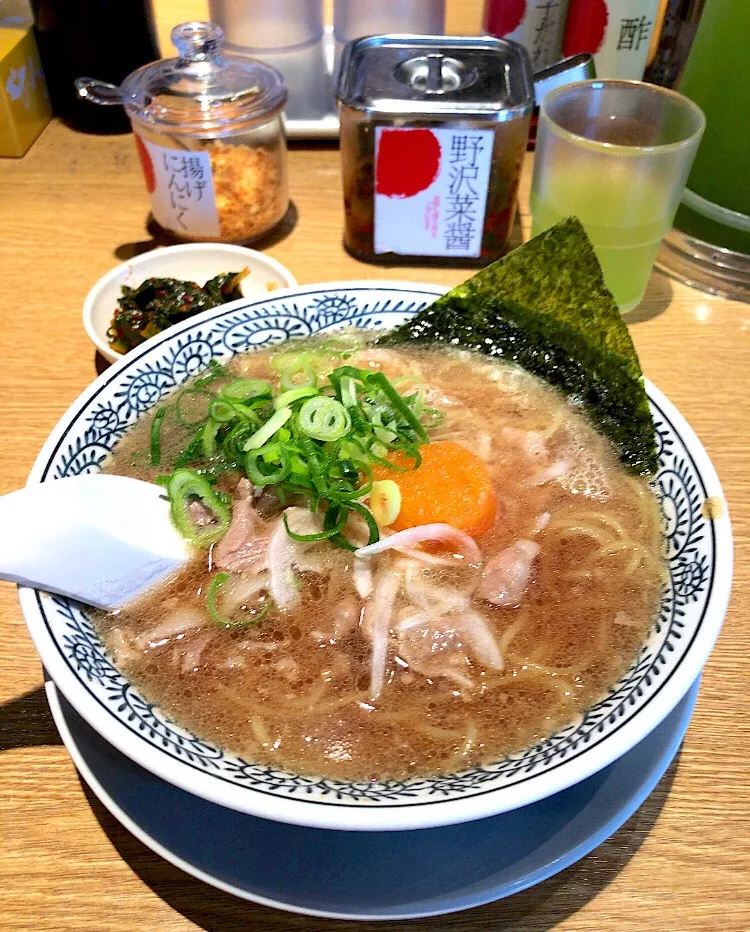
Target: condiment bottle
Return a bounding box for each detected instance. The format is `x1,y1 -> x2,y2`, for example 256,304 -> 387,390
336,35 -> 534,264
77,22 -> 289,244
562,0 -> 664,79
31,0 -> 158,133
208,0 -> 331,121
482,0 -> 571,71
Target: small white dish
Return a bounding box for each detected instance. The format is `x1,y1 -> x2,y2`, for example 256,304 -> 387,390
45,677 -> 700,919
82,243 -> 297,363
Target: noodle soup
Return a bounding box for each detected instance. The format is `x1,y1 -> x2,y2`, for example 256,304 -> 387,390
96,337 -> 664,781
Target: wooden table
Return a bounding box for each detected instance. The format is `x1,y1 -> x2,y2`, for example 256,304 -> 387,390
1,47 -> 749,932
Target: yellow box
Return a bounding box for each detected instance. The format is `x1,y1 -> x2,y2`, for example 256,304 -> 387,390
0,24 -> 52,156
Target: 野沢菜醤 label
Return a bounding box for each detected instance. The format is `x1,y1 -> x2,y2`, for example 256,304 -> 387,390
135,136 -> 221,238
373,127 -> 494,259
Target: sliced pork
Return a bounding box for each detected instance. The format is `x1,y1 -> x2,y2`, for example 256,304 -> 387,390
478,539 -> 540,606
214,482 -> 270,574
397,610 -> 503,691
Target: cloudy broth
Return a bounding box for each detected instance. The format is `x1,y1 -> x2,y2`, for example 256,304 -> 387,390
96,338 -> 664,781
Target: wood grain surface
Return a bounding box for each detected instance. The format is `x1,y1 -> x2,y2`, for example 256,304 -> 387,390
1,1 -> 749,929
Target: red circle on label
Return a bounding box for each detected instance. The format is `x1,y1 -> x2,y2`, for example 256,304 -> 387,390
563,0 -> 610,55
135,135 -> 156,194
375,129 -> 442,199
483,0 -> 527,36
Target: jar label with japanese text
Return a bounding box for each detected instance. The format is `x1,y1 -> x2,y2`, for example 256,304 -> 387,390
136,136 -> 221,238
484,0 -> 571,70
373,127 -> 494,258
563,0 -> 661,80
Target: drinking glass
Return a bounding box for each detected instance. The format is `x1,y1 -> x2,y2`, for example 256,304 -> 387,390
530,79 -> 704,312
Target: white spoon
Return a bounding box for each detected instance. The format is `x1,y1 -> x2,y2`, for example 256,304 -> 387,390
0,475 -> 191,609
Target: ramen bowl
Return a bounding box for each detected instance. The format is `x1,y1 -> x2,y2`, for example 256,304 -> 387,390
21,282 -> 733,832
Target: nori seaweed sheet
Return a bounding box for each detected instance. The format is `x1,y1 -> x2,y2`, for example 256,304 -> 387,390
378,218 -> 658,476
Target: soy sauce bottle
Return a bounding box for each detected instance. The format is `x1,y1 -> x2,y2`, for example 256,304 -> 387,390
31,0 -> 159,133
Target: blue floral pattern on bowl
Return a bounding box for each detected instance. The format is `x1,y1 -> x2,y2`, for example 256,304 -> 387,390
32,285 -> 720,808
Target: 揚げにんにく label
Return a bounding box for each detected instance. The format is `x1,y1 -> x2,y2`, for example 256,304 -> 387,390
136,136 -> 220,238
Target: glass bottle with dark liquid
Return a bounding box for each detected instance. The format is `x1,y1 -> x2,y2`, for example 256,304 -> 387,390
31,0 -> 159,133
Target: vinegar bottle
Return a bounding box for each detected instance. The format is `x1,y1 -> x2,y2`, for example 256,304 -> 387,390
562,0 -> 665,79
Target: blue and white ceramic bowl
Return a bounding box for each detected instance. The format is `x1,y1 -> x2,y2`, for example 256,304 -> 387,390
21,282 -> 733,832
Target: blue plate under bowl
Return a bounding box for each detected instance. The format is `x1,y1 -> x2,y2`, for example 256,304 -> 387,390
46,677 -> 700,921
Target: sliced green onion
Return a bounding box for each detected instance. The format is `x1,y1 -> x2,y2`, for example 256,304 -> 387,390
245,446 -> 291,486
289,453 -> 311,477
373,426 -> 398,444
194,359 -> 229,387
249,599 -> 273,625
221,378 -> 272,401
297,434 -> 327,494
328,364 -> 366,383
243,406 -> 292,451
322,505 -> 357,552
210,399 -> 238,423
140,349 -> 440,555
202,417 -> 221,459
348,501 -> 380,545
273,386 -> 319,410
347,404 -> 370,435
227,402 -> 261,425
280,360 -> 317,392
150,407 -> 166,466
206,572 -> 272,628
282,508 -> 348,542
298,396 -> 351,442
337,458 -> 359,482
366,371 -> 428,441
339,376 -> 358,409
167,468 -> 230,546
369,479 -> 401,526
174,427 -> 206,468
175,388 -> 213,427
404,388 -> 426,418
206,572 -> 231,625
402,445 -> 423,470
222,421 -> 254,460
420,407 -> 445,429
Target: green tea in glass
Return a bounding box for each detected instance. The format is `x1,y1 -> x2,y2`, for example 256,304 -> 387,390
530,79 -> 704,312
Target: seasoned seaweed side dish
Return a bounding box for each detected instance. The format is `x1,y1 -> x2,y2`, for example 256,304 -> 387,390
108,269 -> 249,354
379,218 -> 657,476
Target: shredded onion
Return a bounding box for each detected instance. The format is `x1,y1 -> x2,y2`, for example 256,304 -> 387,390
267,519 -> 297,609
134,609 -> 205,650
219,573 -> 270,615
458,611 -> 504,670
365,568 -> 402,701
398,592 -> 469,631
354,523 -> 481,563
353,559 -> 374,599
180,631 -> 215,674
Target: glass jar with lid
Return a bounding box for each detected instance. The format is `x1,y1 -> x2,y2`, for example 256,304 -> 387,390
77,21 -> 289,243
